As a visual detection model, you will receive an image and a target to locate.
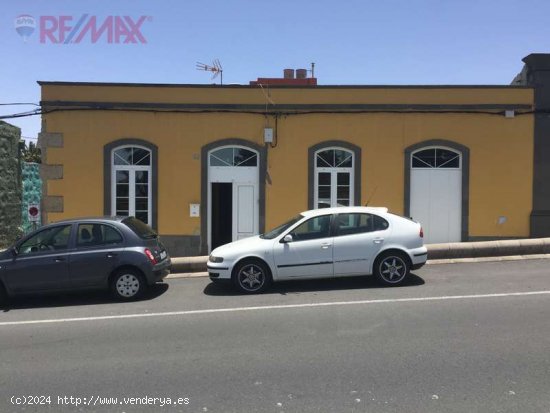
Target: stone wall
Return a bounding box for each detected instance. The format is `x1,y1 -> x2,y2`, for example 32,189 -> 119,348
0,121 -> 22,248
38,132 -> 64,225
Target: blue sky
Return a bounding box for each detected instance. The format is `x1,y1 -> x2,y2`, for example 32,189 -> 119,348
2,0 -> 549,139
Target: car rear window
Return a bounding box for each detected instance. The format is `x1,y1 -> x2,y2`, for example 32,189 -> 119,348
373,215 -> 389,231
122,217 -> 158,239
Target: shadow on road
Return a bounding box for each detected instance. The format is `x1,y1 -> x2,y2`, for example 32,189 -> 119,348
203,273 -> 425,296
0,283 -> 169,312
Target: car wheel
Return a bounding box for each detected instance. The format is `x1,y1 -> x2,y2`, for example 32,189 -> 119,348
374,252 -> 410,286
232,260 -> 272,294
110,269 -> 146,301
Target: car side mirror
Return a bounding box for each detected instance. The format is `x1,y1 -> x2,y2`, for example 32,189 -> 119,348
282,234 -> 293,243
10,246 -> 18,257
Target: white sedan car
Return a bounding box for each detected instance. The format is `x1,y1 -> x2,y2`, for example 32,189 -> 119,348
207,206 -> 427,293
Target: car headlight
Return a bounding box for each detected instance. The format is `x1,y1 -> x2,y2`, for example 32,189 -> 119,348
209,255 -> 224,263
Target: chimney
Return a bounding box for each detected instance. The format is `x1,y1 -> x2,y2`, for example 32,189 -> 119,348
296,68 -> 307,79
283,69 -> 295,79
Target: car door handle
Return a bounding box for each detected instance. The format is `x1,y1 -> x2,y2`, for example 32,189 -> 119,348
321,243 -> 332,249
106,253 -> 118,258
373,238 -> 384,244
54,256 -> 66,262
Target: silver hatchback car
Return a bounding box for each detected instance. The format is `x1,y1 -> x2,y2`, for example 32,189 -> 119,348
0,216 -> 171,304
207,207 -> 427,294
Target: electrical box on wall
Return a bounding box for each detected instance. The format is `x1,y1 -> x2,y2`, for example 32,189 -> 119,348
190,204 -> 200,217
264,128 -> 273,143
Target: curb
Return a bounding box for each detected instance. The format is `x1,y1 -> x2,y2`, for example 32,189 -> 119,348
170,237 -> 550,273
166,254 -> 550,279
171,256 -> 209,272
426,238 -> 550,259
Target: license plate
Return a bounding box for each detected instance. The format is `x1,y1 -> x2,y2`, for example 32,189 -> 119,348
160,250 -> 167,260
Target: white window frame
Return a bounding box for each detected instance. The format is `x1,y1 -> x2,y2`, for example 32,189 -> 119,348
411,146 -> 461,170
111,145 -> 152,225
209,146 -> 258,167
314,147 -> 355,209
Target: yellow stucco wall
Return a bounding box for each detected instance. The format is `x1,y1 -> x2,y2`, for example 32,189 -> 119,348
42,84 -> 534,239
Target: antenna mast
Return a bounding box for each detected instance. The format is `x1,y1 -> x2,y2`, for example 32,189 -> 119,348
196,59 -> 223,85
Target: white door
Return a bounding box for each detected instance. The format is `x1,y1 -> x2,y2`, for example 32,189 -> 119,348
332,213 -> 389,276
234,184 -> 255,240
410,147 -> 461,244
208,146 -> 259,251
273,214 -> 334,279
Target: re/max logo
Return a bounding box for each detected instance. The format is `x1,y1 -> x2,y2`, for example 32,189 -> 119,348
38,14 -> 151,44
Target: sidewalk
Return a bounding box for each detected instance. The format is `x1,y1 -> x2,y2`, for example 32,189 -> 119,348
169,237 -> 550,274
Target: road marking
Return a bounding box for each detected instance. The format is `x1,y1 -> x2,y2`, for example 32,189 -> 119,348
1,290 -> 550,327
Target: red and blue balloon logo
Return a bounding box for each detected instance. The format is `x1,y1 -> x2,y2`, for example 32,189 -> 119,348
14,14 -> 36,42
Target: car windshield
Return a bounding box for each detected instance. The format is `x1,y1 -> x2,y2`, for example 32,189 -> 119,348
122,216 -> 158,239
260,214 -> 303,239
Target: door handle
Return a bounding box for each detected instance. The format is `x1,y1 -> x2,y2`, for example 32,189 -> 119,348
106,253 -> 118,258
373,238 -> 384,244
54,257 -> 66,262
321,243 -> 332,249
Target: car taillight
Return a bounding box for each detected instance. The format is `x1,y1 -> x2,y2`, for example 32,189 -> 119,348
419,227 -> 424,238
144,248 -> 157,264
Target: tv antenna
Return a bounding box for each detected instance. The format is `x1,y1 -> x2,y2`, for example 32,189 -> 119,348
196,59 -> 223,85
309,62 -> 315,78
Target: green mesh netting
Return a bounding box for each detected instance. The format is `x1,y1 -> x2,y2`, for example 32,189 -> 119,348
21,162 -> 42,233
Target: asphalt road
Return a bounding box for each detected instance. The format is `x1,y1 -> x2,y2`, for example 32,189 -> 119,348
1,259 -> 550,413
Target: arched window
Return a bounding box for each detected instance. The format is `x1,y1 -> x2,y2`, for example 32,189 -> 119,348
209,147 -> 258,167
314,148 -> 354,208
111,146 -> 152,225
412,147 -> 461,169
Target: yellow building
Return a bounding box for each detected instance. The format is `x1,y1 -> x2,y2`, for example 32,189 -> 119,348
38,54 -> 550,256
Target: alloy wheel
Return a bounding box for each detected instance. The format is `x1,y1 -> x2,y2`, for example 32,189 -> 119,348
237,264 -> 266,292
379,256 -> 407,284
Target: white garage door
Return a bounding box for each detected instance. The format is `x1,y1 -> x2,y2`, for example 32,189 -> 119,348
410,147 -> 461,244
